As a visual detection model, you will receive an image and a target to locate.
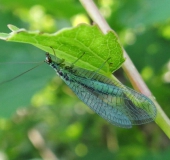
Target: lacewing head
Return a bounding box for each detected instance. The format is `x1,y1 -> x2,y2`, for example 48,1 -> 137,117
45,53 -> 52,64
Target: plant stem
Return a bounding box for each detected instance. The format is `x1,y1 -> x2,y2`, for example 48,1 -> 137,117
80,0 -> 170,138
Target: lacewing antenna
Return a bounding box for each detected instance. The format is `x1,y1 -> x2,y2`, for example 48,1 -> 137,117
0,62 -> 42,64
0,62 -> 44,85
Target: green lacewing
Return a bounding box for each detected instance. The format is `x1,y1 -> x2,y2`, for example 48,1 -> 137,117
45,53 -> 156,128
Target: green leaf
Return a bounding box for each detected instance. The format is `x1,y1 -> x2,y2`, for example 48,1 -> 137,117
0,33 -> 9,40
7,24 -> 20,32
0,24 -> 125,77
0,0 -> 84,19
115,0 -> 170,27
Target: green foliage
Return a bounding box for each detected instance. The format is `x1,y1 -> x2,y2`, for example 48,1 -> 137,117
0,24 -> 125,76
111,0 -> 170,27
0,0 -> 170,160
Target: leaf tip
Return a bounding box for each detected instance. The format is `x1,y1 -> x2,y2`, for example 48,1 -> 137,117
7,24 -> 26,33
0,33 -> 9,40
7,24 -> 22,32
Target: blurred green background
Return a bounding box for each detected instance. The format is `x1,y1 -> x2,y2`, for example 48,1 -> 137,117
0,0 -> 170,160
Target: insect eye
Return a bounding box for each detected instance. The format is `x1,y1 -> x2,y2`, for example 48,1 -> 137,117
45,53 -> 52,63
45,57 -> 50,63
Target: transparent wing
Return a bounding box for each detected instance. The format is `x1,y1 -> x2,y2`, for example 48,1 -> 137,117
121,86 -> 156,124
63,74 -> 156,128
67,79 -> 132,128
97,90 -> 156,126
71,67 -> 157,123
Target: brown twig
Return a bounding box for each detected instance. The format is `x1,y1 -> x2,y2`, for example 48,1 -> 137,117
28,128 -> 59,160
79,0 -> 170,138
